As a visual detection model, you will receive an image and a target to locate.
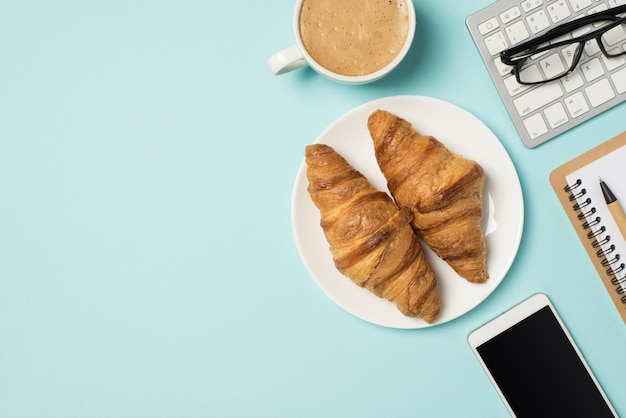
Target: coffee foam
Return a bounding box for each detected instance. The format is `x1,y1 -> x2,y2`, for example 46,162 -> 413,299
299,0 -> 410,77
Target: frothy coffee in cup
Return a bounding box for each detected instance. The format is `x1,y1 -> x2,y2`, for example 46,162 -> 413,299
299,0 -> 410,77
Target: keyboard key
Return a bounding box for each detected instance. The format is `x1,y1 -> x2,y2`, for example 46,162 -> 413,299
602,52 -> 626,71
584,39 -> 601,56
588,4 -> 609,14
585,78 -> 615,106
478,17 -> 500,35
547,1 -> 572,23
520,63 -> 544,83
601,24 -> 626,47
564,91 -> 590,117
522,0 -> 543,12
612,67 -> 626,93
505,20 -> 530,44
540,53 -> 567,79
581,57 -> 604,81
561,69 -> 585,92
500,6 -> 522,24
523,113 -> 549,139
485,31 -> 509,55
504,75 -> 532,96
527,10 -> 551,34
494,57 -> 513,77
513,82 -> 564,116
544,102 -> 569,128
561,43 -> 580,63
568,0 -> 592,12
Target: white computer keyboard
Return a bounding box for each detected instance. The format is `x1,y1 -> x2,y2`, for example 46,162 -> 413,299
467,0 -> 626,148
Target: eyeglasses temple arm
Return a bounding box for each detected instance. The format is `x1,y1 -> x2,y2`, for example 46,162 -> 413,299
501,5 -> 626,61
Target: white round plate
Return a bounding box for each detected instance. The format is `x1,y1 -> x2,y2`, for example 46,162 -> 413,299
292,95 -> 524,329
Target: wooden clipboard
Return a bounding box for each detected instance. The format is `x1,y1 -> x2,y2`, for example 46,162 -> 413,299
550,131 -> 626,324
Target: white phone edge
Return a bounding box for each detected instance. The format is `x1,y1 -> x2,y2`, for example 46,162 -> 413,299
467,293 -> 617,418
468,293 -> 551,348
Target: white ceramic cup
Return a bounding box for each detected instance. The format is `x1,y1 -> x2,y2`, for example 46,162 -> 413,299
268,0 -> 416,84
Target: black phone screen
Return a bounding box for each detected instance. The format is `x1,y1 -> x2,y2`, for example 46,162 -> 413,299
476,306 -> 614,417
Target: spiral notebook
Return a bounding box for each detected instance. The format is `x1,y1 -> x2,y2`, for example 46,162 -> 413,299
550,131 -> 626,324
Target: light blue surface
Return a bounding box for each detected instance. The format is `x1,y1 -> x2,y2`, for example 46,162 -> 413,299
1,1 -> 625,417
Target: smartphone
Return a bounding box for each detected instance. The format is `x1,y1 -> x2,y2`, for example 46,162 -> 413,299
468,293 -> 617,417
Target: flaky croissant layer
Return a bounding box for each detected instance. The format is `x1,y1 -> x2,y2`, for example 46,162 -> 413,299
305,143 -> 441,322
368,110 -> 488,283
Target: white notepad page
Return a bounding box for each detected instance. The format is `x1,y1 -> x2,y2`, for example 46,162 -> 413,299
566,145 -> 626,292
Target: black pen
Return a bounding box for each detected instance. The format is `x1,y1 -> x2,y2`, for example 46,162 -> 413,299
599,178 -> 626,240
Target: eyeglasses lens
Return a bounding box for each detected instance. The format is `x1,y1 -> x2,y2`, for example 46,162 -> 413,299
600,21 -> 626,56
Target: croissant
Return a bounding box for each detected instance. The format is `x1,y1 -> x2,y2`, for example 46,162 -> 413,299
367,110 -> 488,283
305,143 -> 440,322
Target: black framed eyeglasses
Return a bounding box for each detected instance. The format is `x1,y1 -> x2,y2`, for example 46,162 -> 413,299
500,5 -> 626,85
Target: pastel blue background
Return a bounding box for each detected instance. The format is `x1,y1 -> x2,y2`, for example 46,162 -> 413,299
1,1 -> 625,417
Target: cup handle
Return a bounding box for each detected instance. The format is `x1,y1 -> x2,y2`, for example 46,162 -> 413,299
267,45 -> 308,75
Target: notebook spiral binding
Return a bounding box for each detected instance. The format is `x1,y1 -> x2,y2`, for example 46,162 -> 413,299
566,179 -> 626,303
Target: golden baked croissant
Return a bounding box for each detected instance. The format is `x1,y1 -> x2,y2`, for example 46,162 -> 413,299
367,110 -> 488,283
305,143 -> 440,322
